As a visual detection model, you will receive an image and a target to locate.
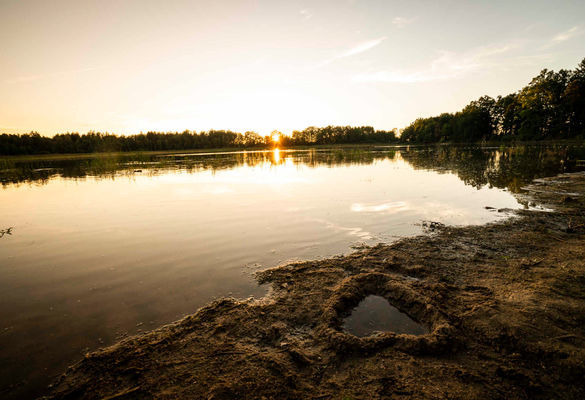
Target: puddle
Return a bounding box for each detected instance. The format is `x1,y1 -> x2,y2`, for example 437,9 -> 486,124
342,295 -> 428,337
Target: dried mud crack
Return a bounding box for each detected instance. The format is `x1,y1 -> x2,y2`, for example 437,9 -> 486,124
45,173 -> 585,400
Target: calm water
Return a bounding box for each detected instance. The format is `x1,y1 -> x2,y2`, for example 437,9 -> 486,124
343,295 -> 428,337
1,144 -> 584,398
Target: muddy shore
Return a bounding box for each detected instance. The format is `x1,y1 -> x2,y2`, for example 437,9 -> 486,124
44,172 -> 585,399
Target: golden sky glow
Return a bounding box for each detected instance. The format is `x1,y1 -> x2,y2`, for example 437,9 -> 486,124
1,0 -> 584,136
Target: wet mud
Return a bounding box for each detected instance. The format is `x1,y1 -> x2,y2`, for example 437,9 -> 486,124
44,172 -> 585,399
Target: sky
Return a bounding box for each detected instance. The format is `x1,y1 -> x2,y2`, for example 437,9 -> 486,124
1,0 -> 584,136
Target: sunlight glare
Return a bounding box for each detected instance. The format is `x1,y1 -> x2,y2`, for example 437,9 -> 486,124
272,148 -> 281,164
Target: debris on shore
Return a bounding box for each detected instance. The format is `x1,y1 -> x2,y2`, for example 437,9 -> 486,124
0,227 -> 13,239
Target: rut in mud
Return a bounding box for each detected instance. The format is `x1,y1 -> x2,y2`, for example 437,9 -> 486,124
45,173 -> 585,399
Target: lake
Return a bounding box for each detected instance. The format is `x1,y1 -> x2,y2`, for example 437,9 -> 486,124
1,144 -> 584,398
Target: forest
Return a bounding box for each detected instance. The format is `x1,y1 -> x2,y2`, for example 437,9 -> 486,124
0,127 -> 397,155
1,58 -> 583,156
401,58 -> 585,143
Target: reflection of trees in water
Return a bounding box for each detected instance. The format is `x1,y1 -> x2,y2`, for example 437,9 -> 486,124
401,146 -> 493,189
1,145 -> 583,191
0,149 -> 398,187
400,144 -> 585,192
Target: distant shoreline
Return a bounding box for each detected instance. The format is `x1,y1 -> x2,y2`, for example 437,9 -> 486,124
2,139 -> 585,161
0,143 -> 395,161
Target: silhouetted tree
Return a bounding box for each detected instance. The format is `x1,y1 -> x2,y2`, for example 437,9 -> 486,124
400,58 -> 585,143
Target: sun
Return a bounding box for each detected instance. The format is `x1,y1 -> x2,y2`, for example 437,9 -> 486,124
271,133 -> 280,143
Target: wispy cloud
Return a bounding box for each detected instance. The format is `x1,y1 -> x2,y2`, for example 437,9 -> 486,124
353,42 -> 515,84
4,74 -> 45,84
311,36 -> 387,69
4,66 -> 106,84
299,8 -> 312,21
392,17 -> 415,28
552,26 -> 581,43
351,201 -> 408,213
341,37 -> 387,58
538,26 -> 583,50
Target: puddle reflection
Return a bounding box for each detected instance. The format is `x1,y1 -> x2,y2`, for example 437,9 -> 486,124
343,295 -> 428,337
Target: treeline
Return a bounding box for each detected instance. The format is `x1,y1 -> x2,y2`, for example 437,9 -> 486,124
0,130 -> 265,156
0,126 -> 397,156
401,58 -> 585,143
282,126 -> 397,146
